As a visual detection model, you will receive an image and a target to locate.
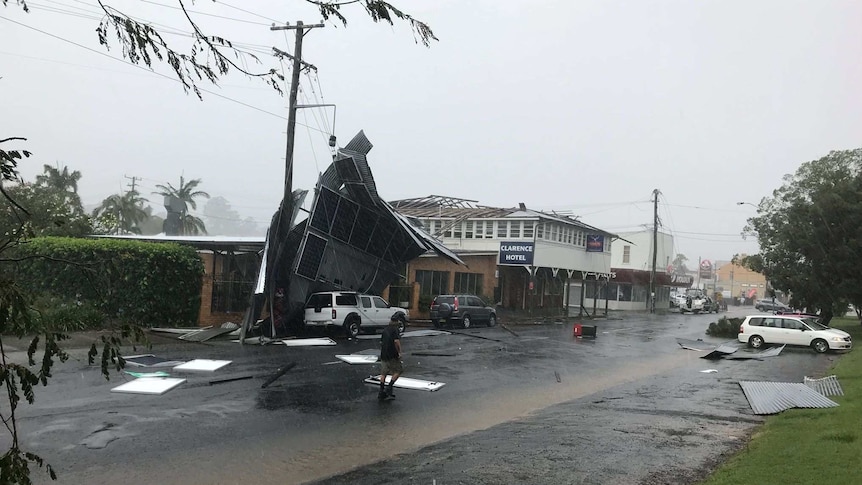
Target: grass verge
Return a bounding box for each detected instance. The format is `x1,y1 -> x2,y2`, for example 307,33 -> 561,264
700,316 -> 862,485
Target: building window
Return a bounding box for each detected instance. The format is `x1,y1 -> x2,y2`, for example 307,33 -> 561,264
497,221 -> 508,238
474,221 -> 484,239
511,221 -> 521,238
453,221 -> 463,239
210,252 -> 259,313
416,270 -> 449,297
454,272 -> 483,295
524,221 -> 535,239
566,228 -> 573,244
485,221 -> 494,238
623,245 -> 631,264
537,223 -> 544,239
445,220 -> 453,238
465,220 -> 474,238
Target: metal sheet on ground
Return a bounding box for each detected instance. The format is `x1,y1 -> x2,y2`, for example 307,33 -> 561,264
173,359 -> 232,372
356,334 -> 381,340
111,377 -> 186,395
150,327 -> 211,335
278,337 -> 337,346
124,354 -> 186,367
400,330 -> 451,338
804,375 -> 844,396
179,327 -> 237,342
739,381 -> 839,414
700,344 -> 738,360
675,338 -> 714,351
336,355 -> 379,364
364,375 -> 445,391
726,344 -> 785,360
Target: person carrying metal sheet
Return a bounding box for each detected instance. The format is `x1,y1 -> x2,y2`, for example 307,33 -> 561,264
378,316 -> 403,401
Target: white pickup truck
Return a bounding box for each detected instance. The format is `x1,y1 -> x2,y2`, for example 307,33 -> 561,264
303,291 -> 409,338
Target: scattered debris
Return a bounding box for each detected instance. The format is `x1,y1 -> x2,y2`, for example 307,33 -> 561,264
700,369 -> 718,373
554,371 -> 561,383
336,355 -> 379,364
208,375 -> 255,385
124,371 -> 170,378
675,338 -> 714,351
123,354 -> 186,368
701,344 -> 738,360
500,324 -> 520,337
111,377 -> 186,395
173,359 -> 232,372
179,326 -> 238,342
804,375 -> 844,397
356,334 -> 381,340
364,375 -> 445,392
150,326 -> 212,335
726,345 -> 786,360
261,362 -> 297,389
401,329 -> 452,338
277,337 -> 337,346
739,381 -> 839,415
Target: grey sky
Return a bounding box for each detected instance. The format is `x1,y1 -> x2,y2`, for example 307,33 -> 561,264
2,0 -> 860,264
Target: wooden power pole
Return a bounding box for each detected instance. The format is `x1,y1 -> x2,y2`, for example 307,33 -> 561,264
649,189 -> 660,313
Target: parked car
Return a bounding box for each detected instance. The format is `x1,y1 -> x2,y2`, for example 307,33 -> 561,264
429,294 -> 497,329
304,291 -> 408,338
754,299 -> 791,312
737,314 -> 851,353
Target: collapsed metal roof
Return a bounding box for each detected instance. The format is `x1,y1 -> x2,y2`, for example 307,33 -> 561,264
242,131 -> 464,339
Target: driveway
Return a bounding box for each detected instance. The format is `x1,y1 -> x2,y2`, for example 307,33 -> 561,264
11,308 -> 838,484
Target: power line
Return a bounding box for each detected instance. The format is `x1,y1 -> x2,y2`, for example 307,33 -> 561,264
216,0 -> 280,23
138,0 -> 271,26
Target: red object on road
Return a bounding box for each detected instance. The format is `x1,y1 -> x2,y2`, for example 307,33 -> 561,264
574,323 -> 582,337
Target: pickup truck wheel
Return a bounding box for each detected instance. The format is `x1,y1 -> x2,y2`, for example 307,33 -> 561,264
344,317 -> 360,339
462,315 -> 472,329
488,314 -> 497,327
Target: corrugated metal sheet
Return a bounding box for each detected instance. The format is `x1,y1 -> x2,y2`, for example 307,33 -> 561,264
804,375 -> 844,397
701,344 -> 738,360
676,338 -> 715,351
739,381 -> 839,415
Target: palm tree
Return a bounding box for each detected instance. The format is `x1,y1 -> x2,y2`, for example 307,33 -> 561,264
35,163 -> 82,206
93,190 -> 149,234
154,176 -> 210,235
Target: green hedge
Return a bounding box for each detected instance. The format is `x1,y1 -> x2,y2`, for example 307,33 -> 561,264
11,237 -> 204,326
706,316 -> 744,338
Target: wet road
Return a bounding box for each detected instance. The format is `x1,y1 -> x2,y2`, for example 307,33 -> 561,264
8,308 -> 839,484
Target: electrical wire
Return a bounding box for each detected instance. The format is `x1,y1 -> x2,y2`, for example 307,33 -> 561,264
138,0 -> 271,26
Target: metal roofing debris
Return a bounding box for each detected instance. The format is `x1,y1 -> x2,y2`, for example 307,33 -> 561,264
726,345 -> 786,360
277,337 -> 337,346
111,377 -> 186,395
261,362 -> 296,389
364,375 -> 445,392
123,354 -> 186,368
124,371 -> 170,378
701,344 -> 739,360
179,327 -> 238,342
400,330 -> 451,338
336,355 -> 379,365
739,381 -> 839,415
173,359 -> 232,372
804,375 -> 844,397
151,327 -> 212,335
676,338 -> 715,351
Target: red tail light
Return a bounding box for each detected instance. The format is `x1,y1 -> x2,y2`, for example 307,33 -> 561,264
430,297 -> 436,311
454,297 -> 459,311
738,325 -> 743,333
332,309 -> 337,319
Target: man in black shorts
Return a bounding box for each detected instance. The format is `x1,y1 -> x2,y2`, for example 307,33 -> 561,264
378,316 -> 403,401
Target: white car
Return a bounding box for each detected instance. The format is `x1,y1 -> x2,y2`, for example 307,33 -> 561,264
737,314 -> 852,353
304,291 -> 408,338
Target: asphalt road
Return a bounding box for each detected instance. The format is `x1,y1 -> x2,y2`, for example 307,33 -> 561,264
5,308 -> 840,485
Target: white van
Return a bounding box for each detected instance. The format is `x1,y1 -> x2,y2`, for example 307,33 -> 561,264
737,314 -> 851,353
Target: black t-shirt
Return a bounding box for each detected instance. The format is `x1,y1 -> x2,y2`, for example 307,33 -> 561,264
380,326 -> 400,360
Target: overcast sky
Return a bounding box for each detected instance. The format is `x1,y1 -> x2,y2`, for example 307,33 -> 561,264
2,0 -> 861,264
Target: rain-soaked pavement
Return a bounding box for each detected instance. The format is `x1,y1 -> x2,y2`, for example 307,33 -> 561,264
7,308 -> 840,485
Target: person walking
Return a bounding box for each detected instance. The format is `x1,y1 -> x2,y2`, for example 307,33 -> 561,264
378,315 -> 403,401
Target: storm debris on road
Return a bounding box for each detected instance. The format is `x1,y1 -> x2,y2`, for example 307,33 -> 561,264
261,362 -> 297,389
739,381 -> 839,415
364,375 -> 445,392
336,354 -> 379,364
123,354 -> 186,368
555,371 -> 561,383
804,375 -> 844,397
179,326 -> 238,342
726,344 -> 786,360
500,324 -> 519,337
675,338 -> 714,351
277,337 -> 337,346
173,359 -> 232,372
111,377 -> 187,395
701,344 -> 738,360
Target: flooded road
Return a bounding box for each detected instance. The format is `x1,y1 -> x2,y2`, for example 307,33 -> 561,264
13,308 -> 839,484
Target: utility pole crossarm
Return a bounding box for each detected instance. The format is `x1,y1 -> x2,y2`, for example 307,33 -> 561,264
272,47 -> 317,72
